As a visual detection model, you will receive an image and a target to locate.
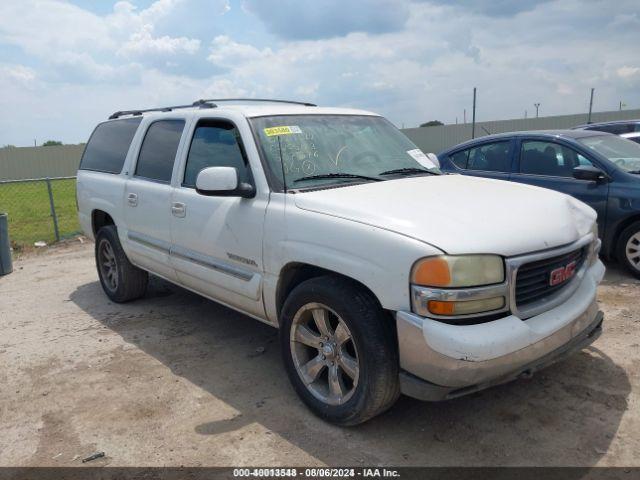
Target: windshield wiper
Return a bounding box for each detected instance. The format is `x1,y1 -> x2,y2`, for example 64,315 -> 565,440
627,170 -> 640,174
378,167 -> 438,176
293,173 -> 382,183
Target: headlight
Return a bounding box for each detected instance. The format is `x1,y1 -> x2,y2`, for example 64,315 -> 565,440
411,255 -> 506,318
411,255 -> 505,288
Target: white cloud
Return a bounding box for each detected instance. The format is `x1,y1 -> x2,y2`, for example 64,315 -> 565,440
207,35 -> 272,66
0,0 -> 640,146
119,24 -> 200,57
617,66 -> 640,79
0,64 -> 36,83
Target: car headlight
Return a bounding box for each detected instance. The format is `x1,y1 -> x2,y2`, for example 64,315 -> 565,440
411,255 -> 506,318
411,255 -> 505,288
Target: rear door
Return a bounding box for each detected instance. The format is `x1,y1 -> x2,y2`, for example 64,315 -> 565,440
510,137 -> 609,235
123,118 -> 187,281
446,139 -> 514,181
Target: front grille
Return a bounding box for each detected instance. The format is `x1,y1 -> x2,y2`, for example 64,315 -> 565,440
515,247 -> 587,307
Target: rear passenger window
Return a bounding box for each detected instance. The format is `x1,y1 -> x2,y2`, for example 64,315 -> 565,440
449,150 -> 469,169
453,142 -> 511,172
80,118 -> 142,174
182,121 -> 250,188
135,120 -> 185,182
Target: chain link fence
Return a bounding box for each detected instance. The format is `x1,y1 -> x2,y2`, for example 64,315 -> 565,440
0,176 -> 80,251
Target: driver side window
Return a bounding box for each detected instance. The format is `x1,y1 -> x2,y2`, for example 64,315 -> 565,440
182,120 -> 250,188
519,140 -> 595,177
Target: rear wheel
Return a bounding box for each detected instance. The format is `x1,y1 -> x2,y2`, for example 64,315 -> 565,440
617,221 -> 640,279
280,276 -> 399,426
95,225 -> 148,302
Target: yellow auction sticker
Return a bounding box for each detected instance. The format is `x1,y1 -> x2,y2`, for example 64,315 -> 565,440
264,125 -> 302,136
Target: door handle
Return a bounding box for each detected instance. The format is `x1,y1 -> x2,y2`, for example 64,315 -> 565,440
127,193 -> 138,207
171,202 -> 186,218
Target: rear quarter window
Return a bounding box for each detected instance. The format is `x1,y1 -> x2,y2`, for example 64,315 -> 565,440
79,118 -> 142,174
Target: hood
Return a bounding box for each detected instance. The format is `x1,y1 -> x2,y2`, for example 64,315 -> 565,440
293,175 -> 596,256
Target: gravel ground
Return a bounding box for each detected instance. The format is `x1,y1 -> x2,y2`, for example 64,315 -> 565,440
0,240 -> 639,467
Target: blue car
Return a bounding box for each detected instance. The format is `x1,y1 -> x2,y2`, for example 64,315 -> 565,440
438,130 -> 640,278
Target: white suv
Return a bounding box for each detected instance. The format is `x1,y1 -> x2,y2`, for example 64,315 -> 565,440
77,99 -> 605,425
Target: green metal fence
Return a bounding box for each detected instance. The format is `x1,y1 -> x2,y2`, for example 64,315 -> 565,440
0,176 -> 80,249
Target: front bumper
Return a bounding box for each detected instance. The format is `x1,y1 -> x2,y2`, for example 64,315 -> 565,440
396,259 -> 605,401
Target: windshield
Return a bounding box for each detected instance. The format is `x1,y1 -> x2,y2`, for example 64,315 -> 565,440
251,115 -> 440,189
578,135 -> 640,172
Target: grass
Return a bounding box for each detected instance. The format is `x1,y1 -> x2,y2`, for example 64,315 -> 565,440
0,178 -> 80,249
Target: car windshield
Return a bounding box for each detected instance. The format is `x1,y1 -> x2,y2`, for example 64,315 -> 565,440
578,135 -> 640,173
251,115 -> 440,189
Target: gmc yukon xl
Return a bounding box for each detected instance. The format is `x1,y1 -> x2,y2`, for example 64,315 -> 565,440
77,99 -> 605,425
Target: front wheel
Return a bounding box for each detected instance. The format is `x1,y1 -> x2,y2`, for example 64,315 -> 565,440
617,221 -> 640,279
280,276 -> 399,426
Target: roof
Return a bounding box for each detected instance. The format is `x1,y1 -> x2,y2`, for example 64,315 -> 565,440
440,129 -> 611,152
573,119 -> 640,129
107,99 -> 378,121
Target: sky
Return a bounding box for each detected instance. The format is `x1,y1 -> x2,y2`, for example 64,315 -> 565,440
0,0 -> 639,146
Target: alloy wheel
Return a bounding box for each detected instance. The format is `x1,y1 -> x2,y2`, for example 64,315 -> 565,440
98,239 -> 118,291
626,232 -> 640,271
290,303 -> 360,406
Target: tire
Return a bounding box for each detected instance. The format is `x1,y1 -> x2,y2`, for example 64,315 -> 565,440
279,275 -> 400,426
95,225 -> 148,302
617,221 -> 640,279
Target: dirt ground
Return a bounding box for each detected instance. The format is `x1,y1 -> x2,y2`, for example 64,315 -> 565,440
0,240 -> 639,467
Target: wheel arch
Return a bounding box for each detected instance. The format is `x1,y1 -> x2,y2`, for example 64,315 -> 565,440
610,214 -> 640,259
91,209 -> 115,236
275,262 -> 385,323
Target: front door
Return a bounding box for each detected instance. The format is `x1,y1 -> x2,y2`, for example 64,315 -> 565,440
123,119 -> 186,281
510,138 -> 609,236
169,119 -> 267,318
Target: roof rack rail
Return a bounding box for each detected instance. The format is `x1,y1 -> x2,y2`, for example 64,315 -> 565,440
108,98 -> 315,120
192,98 -> 317,107
108,101 -> 217,120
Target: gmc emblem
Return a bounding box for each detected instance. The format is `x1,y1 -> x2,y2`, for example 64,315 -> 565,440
549,261 -> 577,286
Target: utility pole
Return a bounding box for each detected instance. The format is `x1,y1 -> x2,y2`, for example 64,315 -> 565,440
534,103 -> 540,118
587,88 -> 594,123
525,110 -> 528,119
463,109 -> 466,124
471,87 -> 477,139
619,101 -> 626,111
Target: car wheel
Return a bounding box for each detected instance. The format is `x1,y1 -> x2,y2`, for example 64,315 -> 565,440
617,221 -> 640,279
95,225 -> 148,302
280,275 -> 400,426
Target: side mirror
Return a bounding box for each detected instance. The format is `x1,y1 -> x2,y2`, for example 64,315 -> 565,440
195,166 -> 255,198
572,165 -> 606,182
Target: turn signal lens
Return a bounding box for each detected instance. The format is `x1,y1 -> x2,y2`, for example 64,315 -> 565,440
426,300 -> 456,315
411,255 -> 504,288
412,257 -> 451,287
426,297 -> 505,316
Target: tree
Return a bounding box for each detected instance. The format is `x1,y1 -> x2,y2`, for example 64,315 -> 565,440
42,140 -> 63,146
420,120 -> 444,127
2,144 -> 16,149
